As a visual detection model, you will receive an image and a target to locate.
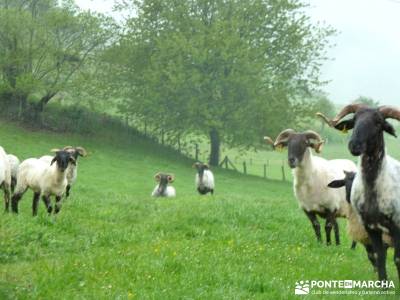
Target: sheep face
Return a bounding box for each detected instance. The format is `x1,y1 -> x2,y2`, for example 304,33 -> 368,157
287,135 -> 310,169
328,171 -> 356,203
193,162 -> 209,183
51,151 -> 76,172
154,173 -> 174,195
333,108 -> 396,156
63,146 -> 87,160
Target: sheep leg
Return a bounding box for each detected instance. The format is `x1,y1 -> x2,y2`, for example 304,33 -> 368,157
66,185 -> 71,198
390,226 -> 400,281
2,183 -> 10,212
210,189 -> 214,195
304,210 -> 321,242
364,244 -> 377,271
32,193 -> 40,216
367,229 -> 387,281
324,218 -> 332,245
54,196 -> 62,214
11,191 -> 25,214
351,241 -> 357,249
41,195 -> 52,214
10,177 -> 16,194
332,217 -> 340,245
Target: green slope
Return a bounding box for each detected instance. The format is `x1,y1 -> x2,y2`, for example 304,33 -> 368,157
0,121 -> 398,299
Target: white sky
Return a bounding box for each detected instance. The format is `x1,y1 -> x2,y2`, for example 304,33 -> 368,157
76,0 -> 400,106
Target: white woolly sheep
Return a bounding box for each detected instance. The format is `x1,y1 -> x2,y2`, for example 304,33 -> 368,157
265,130 -> 357,245
0,147 -> 12,211
151,173 -> 176,197
11,149 -> 76,215
318,104 -> 400,281
193,162 -> 214,195
39,146 -> 87,198
7,154 -> 19,193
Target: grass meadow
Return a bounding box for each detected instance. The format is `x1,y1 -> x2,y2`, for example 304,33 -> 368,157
0,121 -> 400,299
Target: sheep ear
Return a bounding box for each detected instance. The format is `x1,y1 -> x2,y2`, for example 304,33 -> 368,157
383,121 -> 397,137
168,174 -> 175,182
50,157 -> 57,165
154,173 -> 161,182
76,147 -> 87,157
334,119 -> 354,133
328,179 -> 346,188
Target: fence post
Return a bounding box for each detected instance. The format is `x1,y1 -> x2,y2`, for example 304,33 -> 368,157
264,164 -> 267,179
225,156 -> 229,169
243,161 -> 247,175
281,161 -> 286,182
195,144 -> 199,161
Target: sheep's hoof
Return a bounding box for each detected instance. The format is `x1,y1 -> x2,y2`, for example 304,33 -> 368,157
47,206 -> 53,214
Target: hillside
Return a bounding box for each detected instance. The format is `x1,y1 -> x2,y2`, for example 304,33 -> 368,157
0,121 -> 399,299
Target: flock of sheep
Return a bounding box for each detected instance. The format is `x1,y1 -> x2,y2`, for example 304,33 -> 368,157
2,103 -> 400,283
265,103 -> 400,282
1,146 -> 86,215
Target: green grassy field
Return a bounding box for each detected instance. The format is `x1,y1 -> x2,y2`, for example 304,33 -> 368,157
0,121 -> 399,299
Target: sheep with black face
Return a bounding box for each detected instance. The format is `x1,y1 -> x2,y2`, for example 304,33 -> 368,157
318,104 -> 400,281
265,130 -> 357,245
193,162 -> 214,195
11,149 -> 76,215
151,172 -> 176,197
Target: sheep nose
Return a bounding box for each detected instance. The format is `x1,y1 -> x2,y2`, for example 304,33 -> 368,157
288,157 -> 296,168
349,141 -> 363,156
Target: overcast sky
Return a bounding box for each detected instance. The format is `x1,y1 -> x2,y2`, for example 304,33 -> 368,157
76,0 -> 400,106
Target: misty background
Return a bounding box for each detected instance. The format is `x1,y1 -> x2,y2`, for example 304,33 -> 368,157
76,0 -> 400,106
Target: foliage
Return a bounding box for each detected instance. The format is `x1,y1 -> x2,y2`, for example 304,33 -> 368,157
352,95 -> 380,107
111,0 -> 335,164
0,0 -> 114,117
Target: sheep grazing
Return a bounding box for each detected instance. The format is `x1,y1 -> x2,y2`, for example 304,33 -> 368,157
193,162 -> 214,195
151,173 -> 176,197
11,149 -> 76,216
318,104 -> 400,281
328,171 -> 392,270
7,154 -> 19,193
265,130 -> 357,245
0,147 -> 12,211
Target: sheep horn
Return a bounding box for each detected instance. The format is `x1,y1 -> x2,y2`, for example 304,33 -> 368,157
379,106 -> 400,121
50,148 -> 60,153
63,146 -> 74,150
303,130 -> 324,153
263,136 -> 275,149
75,147 -> 87,157
154,172 -> 161,181
274,129 -> 296,148
317,103 -> 367,127
168,174 -> 175,182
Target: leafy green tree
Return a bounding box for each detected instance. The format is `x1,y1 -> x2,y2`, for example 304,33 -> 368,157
0,0 -> 113,119
353,96 -> 380,107
114,0 -> 334,165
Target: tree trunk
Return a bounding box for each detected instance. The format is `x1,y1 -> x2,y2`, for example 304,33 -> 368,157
209,128 -> 220,166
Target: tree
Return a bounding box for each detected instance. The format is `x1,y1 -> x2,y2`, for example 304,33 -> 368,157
353,96 -> 380,107
0,0 -> 113,120
114,0 -> 334,165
